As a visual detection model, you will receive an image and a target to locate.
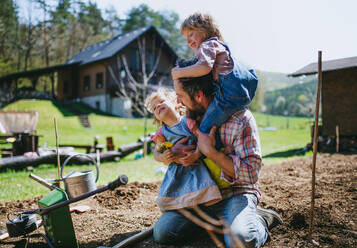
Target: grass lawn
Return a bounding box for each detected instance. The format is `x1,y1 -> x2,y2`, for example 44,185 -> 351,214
0,100 -> 312,201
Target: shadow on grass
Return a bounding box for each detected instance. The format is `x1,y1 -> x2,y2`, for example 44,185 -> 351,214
52,100 -> 112,117
263,148 -> 308,158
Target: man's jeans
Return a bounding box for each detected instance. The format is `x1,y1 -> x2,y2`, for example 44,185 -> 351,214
153,193 -> 269,248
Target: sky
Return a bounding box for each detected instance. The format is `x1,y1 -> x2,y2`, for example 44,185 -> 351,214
17,0 -> 357,73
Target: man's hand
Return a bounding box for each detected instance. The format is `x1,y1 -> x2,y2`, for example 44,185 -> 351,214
171,137 -> 196,157
178,147 -> 201,166
196,126 -> 217,156
162,149 -> 175,166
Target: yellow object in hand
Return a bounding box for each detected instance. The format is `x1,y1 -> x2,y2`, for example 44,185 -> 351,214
204,158 -> 231,189
156,141 -> 174,152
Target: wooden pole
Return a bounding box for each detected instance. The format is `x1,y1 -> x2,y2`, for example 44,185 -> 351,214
336,125 -> 340,153
308,51 -> 322,241
54,118 -> 61,187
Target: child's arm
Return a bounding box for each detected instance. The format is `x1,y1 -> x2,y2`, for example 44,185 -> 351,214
171,63 -> 211,80
154,149 -> 175,166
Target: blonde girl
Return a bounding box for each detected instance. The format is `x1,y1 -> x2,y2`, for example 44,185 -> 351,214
145,88 -> 221,211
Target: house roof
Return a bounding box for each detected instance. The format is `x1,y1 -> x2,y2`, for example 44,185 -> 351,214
0,63 -> 75,83
289,56 -> 357,77
66,25 -> 177,66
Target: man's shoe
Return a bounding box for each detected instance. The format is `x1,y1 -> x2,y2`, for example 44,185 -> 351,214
257,206 -> 283,230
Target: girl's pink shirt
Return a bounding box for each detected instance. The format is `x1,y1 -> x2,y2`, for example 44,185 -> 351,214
195,38 -> 234,80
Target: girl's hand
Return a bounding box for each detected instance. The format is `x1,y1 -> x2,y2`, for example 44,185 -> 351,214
171,66 -> 181,80
162,149 -> 175,166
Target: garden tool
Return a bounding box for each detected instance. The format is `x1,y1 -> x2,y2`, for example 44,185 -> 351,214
6,174 -> 128,248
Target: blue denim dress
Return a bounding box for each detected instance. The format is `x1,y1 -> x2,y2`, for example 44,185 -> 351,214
156,116 -> 222,211
199,38 -> 258,135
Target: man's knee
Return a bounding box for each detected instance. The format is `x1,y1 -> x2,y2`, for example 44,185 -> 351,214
153,211 -> 191,245
153,221 -> 181,244
228,221 -> 268,248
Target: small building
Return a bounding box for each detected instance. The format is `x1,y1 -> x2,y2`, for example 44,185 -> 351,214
290,56 -> 357,152
57,25 -> 178,117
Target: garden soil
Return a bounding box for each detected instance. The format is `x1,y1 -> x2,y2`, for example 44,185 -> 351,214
0,153 -> 356,248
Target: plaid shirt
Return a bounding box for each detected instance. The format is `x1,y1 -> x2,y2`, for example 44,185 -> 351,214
219,108 -> 262,200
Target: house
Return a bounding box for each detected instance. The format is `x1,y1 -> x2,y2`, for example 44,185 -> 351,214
57,25 -> 178,117
290,56 -> 357,152
0,26 -> 177,116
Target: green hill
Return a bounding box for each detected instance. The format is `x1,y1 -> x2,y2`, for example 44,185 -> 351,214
264,78 -> 317,117
257,70 -> 306,92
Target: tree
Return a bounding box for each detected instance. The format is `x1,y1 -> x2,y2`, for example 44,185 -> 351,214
108,35 -> 165,156
122,4 -> 192,59
0,0 -> 19,75
103,6 -> 121,37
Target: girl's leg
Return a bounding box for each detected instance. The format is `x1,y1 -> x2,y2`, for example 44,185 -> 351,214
199,97 -> 240,149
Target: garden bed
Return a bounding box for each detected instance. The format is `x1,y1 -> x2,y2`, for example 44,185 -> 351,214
0,153 -> 356,248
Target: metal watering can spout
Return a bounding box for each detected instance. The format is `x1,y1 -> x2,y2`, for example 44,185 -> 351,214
61,154 -> 99,199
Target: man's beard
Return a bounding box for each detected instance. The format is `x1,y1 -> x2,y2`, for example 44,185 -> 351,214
186,103 -> 205,123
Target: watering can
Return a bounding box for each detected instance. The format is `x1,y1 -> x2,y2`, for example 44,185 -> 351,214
60,154 -> 99,199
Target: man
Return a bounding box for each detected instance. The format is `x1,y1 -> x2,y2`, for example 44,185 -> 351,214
153,69 -> 282,247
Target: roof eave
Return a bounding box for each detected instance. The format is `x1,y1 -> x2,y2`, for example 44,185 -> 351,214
289,65 -> 357,77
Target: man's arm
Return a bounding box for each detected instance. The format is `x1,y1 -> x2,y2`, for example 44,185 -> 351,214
196,127 -> 235,177
170,137 -> 196,157
197,125 -> 261,184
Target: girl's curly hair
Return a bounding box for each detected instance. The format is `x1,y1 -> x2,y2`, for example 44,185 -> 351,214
180,12 -> 223,41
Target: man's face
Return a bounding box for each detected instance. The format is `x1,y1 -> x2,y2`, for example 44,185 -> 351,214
173,79 -> 206,120
173,79 -> 195,110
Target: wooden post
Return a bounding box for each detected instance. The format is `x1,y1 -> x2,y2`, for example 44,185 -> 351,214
336,125 -> 340,153
308,51 -> 322,241
54,118 -> 61,187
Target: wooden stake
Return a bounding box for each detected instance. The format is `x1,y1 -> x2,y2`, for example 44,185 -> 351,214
54,118 -> 61,187
309,51 -> 322,241
336,125 -> 340,153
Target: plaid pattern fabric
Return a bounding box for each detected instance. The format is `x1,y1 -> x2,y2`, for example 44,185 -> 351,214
219,108 -> 262,200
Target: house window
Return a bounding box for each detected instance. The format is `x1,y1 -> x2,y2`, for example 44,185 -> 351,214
83,75 -> 90,91
96,72 -> 103,89
95,101 -> 100,110
146,50 -> 155,71
131,49 -> 139,70
63,80 -> 69,94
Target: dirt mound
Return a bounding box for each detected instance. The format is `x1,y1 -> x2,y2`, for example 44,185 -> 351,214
95,181 -> 159,210
0,154 -> 356,248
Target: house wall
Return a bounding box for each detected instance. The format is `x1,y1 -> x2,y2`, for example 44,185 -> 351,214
78,61 -> 107,98
109,96 -> 132,117
57,67 -> 75,100
80,94 -> 132,117
119,32 -> 175,85
322,68 -> 357,136
80,94 -> 107,113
